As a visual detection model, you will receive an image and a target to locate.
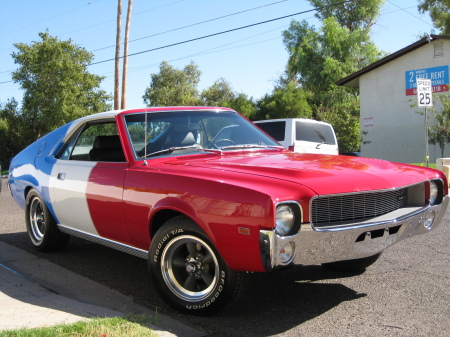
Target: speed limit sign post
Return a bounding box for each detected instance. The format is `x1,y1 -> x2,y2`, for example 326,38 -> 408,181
416,77 -> 433,167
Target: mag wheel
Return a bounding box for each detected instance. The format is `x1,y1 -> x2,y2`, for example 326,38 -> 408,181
25,190 -> 69,252
149,216 -> 247,315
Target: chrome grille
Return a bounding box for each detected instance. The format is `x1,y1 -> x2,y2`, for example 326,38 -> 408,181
311,188 -> 408,226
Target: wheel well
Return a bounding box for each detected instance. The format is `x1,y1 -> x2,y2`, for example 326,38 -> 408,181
150,209 -> 186,239
24,186 -> 34,200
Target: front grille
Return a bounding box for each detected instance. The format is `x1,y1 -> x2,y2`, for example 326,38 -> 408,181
311,188 -> 408,226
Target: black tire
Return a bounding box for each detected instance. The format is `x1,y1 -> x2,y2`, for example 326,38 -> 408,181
25,190 -> 70,252
149,216 -> 247,315
321,253 -> 382,272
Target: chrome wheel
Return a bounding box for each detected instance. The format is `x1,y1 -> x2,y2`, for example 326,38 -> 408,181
29,196 -> 45,245
161,235 -> 219,302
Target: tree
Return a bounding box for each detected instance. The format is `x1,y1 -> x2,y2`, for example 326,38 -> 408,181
201,78 -> 235,106
309,0 -> 385,31
282,0 -> 386,151
414,93 -> 450,158
0,99 -> 27,169
418,0 -> 450,35
256,82 -> 312,120
143,61 -> 202,106
12,31 -> 112,142
226,93 -> 257,119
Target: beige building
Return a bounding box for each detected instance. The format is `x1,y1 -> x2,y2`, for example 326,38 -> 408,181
337,35 -> 450,164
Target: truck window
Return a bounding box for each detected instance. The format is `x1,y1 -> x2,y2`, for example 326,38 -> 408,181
256,121 -> 285,141
295,121 -> 336,145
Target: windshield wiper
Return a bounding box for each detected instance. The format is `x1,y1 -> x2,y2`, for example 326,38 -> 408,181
142,145 -> 200,158
220,144 -> 285,151
316,142 -> 332,149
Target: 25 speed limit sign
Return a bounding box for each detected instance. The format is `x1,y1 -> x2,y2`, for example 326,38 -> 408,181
416,78 -> 433,108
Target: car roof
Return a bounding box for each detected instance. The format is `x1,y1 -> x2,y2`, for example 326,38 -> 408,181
254,118 -> 333,126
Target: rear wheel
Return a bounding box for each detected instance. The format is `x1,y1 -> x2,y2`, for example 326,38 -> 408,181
321,253 -> 382,272
149,216 -> 247,315
25,190 -> 70,252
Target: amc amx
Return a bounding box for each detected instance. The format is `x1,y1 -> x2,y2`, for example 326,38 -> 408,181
8,107 -> 449,315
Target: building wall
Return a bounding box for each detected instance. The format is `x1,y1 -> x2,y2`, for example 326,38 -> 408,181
360,39 -> 450,163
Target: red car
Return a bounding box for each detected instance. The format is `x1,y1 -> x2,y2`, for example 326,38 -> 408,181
8,107 -> 449,315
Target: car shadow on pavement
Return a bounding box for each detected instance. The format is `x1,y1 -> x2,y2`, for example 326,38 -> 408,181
183,266 -> 367,336
0,232 -> 367,336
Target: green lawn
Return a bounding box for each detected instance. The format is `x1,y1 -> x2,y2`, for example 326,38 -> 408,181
0,315 -> 155,337
410,163 -> 437,169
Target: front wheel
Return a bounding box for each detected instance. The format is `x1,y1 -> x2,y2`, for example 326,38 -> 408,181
25,190 -> 70,252
149,216 -> 247,315
321,253 -> 382,272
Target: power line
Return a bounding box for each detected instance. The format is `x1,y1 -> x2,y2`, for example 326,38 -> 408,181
0,0 -> 290,74
90,0 -> 289,52
0,1 -> 102,38
386,0 -> 433,28
0,1 -> 325,83
88,3 -> 341,67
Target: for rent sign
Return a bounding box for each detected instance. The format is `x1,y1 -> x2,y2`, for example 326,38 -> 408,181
405,65 -> 449,96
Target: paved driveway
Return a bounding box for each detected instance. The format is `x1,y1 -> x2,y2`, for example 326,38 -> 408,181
1,178 -> 449,336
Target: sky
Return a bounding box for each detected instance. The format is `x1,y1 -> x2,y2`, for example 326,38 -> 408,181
0,0 -> 438,110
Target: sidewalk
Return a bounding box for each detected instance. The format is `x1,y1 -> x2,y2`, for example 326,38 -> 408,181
0,241 -> 205,336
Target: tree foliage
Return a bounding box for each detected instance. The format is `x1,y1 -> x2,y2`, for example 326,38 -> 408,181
414,93 -> 450,157
256,82 -> 312,120
418,0 -> 450,35
201,78 -> 235,106
282,0 -> 386,151
142,61 -> 202,106
309,0 -> 385,31
12,31 -> 112,142
0,99 -> 27,169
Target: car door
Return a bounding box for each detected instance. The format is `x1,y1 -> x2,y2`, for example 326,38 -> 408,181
51,120 -> 131,245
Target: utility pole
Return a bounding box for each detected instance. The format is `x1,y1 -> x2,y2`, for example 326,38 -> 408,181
114,0 -> 122,110
121,0 -> 133,109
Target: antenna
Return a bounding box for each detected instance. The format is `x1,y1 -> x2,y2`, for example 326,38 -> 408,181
143,112 -> 148,165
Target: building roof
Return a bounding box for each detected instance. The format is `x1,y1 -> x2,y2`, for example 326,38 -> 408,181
336,35 -> 450,88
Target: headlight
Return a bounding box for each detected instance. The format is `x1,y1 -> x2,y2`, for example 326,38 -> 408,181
429,181 -> 439,205
275,204 -> 295,236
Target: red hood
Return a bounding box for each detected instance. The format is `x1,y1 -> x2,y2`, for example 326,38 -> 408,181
167,151 -> 442,195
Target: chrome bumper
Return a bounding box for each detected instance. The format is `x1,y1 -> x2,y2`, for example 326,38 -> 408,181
260,196 -> 449,272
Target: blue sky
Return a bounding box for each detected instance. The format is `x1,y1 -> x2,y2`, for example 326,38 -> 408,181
0,0 -> 437,109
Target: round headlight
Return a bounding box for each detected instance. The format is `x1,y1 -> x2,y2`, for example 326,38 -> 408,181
276,205 -> 295,236
429,181 -> 439,205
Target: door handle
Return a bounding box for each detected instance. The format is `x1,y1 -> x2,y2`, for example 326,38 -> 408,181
57,173 -> 66,180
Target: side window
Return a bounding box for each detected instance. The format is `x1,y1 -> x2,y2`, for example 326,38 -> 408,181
57,122 -> 125,162
256,121 -> 286,141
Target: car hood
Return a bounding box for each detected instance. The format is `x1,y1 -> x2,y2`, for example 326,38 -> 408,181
167,151 -> 439,195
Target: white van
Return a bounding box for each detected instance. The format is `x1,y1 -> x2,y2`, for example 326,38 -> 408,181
254,118 -> 339,155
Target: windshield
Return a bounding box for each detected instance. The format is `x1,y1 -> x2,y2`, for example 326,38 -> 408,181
124,109 -> 281,159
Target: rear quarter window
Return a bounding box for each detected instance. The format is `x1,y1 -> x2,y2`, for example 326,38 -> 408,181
256,121 -> 286,141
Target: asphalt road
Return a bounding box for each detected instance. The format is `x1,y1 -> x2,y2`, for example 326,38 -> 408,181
1,178 -> 449,336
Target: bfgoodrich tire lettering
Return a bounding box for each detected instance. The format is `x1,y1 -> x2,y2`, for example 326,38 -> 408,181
149,216 -> 247,315
25,189 -> 70,252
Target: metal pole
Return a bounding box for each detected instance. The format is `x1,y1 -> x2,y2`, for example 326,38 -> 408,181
425,107 -> 429,167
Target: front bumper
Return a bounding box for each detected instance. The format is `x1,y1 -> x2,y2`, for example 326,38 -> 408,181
260,196 -> 449,271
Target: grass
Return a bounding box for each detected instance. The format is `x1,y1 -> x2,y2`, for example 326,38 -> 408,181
0,314 -> 156,337
410,163 -> 437,169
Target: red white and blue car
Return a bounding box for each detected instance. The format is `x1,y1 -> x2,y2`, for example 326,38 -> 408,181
7,107 -> 449,315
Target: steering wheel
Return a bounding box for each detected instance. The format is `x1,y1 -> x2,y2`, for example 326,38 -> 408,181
211,139 -> 236,149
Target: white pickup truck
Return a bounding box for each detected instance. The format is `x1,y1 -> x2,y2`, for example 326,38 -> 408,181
254,118 -> 339,155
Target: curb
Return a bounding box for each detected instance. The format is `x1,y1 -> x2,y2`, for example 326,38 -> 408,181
0,241 -> 205,336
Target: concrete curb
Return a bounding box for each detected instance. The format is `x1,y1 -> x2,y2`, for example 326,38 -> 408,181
0,241 -> 205,336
